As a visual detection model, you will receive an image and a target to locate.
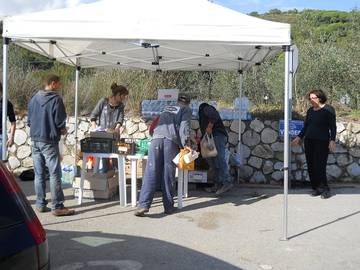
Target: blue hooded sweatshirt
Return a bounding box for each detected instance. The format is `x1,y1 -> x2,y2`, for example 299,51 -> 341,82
28,90 -> 67,143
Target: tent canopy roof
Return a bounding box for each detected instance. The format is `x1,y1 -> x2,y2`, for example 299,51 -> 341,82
3,0 -> 291,71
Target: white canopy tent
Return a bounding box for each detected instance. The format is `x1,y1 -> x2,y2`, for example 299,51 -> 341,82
2,0 -> 293,239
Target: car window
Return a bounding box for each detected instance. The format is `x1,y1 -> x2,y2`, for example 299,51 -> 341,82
0,184 -> 24,229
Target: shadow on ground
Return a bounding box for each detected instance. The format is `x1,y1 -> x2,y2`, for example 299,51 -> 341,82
47,229 -> 243,270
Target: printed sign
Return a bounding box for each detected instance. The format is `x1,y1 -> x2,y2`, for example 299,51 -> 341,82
279,120 -> 304,137
157,88 -> 179,101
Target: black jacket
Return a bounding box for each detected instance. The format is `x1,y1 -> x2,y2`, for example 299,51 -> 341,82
28,90 -> 67,143
0,99 -> 16,133
198,103 -> 227,138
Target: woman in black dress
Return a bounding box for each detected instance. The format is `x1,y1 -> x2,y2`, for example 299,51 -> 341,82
292,89 -> 336,199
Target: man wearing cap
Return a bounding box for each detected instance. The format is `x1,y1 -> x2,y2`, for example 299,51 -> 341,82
135,94 -> 192,216
198,102 -> 233,195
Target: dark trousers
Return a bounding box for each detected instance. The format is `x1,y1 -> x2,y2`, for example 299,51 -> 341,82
304,139 -> 330,191
138,138 -> 179,211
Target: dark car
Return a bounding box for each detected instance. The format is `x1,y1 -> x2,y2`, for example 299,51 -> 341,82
0,161 -> 50,270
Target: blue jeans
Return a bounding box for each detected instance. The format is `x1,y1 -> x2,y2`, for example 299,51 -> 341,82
138,138 -> 179,211
206,133 -> 231,185
32,141 -> 65,210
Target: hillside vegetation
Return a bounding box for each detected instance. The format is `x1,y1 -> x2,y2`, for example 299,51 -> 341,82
1,9 -> 360,119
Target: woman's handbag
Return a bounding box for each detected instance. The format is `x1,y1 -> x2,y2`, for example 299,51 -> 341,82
200,133 -> 218,158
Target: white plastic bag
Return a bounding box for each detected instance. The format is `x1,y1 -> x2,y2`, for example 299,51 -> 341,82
200,134 -> 218,158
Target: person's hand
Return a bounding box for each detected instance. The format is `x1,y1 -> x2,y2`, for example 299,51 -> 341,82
60,128 -> 67,135
329,140 -> 336,152
184,146 -> 192,152
6,137 -> 14,147
291,136 -> 301,146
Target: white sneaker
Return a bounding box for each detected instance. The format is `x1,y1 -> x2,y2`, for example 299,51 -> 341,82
215,183 -> 234,195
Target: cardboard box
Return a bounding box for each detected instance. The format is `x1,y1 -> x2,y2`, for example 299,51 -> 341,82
125,159 -> 147,179
73,171 -> 118,190
188,170 -> 208,183
157,88 -> 179,101
73,187 -> 118,200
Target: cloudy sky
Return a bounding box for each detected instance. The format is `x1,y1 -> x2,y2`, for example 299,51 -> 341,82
0,0 -> 357,17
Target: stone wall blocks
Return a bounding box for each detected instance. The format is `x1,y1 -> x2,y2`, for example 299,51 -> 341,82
238,165 -> 253,179
243,130 -> 260,147
271,142 -> 284,152
252,145 -> 274,159
250,118 -> 264,133
16,145 -> 31,160
248,156 -> 262,169
336,122 -> 346,133
8,156 -> 21,170
336,154 -> 353,166
346,163 -> 360,178
230,120 -> 246,134
250,171 -> 266,183
327,165 -> 343,178
261,128 -> 278,144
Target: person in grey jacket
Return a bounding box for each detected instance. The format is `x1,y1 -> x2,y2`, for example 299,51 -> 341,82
90,82 -> 128,133
90,82 -> 128,172
28,75 -> 75,216
135,94 -> 192,216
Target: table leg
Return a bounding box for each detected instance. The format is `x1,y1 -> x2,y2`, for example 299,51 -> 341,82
184,170 -> 188,198
118,155 -> 126,207
131,159 -> 137,207
94,157 -> 99,173
78,154 -> 86,205
177,169 -> 183,209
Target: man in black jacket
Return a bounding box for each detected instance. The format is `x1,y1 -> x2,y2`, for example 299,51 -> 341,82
28,75 -> 75,216
0,81 -> 16,160
199,103 -> 233,195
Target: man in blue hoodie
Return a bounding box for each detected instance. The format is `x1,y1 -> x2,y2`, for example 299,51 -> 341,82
28,75 -> 75,216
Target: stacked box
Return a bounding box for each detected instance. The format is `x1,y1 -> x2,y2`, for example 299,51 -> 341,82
125,159 -> 147,179
73,170 -> 118,199
188,170 -> 208,183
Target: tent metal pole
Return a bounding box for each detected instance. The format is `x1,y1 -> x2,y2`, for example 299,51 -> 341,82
288,47 -> 294,189
281,45 -> 291,241
2,38 -> 10,161
237,70 -> 244,184
74,65 -> 81,173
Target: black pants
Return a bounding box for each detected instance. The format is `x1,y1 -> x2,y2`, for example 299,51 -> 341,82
304,139 -> 330,191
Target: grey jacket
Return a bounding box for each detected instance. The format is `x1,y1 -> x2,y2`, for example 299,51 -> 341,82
90,97 -> 125,129
152,103 -> 192,147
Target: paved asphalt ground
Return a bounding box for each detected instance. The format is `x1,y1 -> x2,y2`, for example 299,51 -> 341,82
18,179 -> 360,270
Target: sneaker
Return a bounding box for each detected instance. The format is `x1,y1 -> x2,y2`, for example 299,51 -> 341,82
36,206 -> 51,213
215,183 -> 234,195
134,208 -> 149,217
52,207 -> 75,217
321,191 -> 331,199
311,189 -> 322,197
164,207 -> 177,215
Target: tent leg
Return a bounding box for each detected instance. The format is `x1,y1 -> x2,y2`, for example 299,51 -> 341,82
288,47 -> 294,189
281,45 -> 291,241
2,38 -> 10,161
74,65 -> 81,174
237,70 -> 244,184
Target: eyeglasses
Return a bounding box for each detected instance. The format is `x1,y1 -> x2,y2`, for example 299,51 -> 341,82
309,96 -> 319,100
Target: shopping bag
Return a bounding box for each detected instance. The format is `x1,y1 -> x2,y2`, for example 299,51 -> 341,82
178,148 -> 195,170
200,134 -> 218,158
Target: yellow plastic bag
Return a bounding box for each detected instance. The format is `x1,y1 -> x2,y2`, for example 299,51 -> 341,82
179,149 -> 195,171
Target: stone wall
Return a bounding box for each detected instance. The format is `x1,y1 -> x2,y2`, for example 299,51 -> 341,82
8,116 -> 360,183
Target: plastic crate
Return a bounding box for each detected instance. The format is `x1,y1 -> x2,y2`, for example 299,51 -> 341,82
80,137 -> 117,153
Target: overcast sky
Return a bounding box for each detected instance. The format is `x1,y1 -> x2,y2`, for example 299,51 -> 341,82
0,0 -> 357,17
